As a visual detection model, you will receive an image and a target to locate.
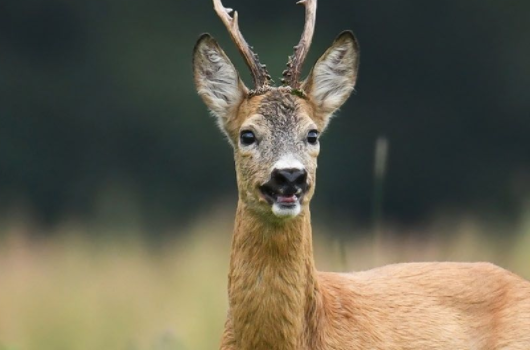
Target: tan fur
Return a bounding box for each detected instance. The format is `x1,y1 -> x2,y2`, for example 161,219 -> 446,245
192,22 -> 530,350
220,201 -> 530,349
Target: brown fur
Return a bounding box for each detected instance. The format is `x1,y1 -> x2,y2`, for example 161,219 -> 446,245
192,28 -> 530,350
220,203 -> 530,349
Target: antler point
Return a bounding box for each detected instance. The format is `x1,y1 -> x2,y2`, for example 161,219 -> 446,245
212,0 -> 279,92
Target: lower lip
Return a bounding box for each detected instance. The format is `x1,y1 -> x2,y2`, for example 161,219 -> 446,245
277,195 -> 298,204
277,203 -> 297,209
259,188 -> 304,206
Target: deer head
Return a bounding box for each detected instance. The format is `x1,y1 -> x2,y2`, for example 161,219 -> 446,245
193,0 -> 359,220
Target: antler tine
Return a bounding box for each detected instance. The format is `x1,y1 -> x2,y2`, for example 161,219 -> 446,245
282,0 -> 317,90
213,0 -> 272,91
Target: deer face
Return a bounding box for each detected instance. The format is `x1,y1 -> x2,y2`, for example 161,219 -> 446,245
231,89 -> 319,218
193,34 -> 358,219
193,2 -> 359,220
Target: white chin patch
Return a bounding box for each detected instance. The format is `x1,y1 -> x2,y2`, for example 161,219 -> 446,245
272,202 -> 301,218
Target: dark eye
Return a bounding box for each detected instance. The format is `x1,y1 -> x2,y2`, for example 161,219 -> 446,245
307,130 -> 319,145
240,130 -> 256,146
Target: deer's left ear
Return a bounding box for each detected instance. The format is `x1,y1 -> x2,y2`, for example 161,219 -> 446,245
302,31 -> 359,128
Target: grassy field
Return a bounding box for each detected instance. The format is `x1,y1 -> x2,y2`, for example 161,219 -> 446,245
1,207 -> 529,350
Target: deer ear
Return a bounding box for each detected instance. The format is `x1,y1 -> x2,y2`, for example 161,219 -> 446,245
302,31 -> 359,128
193,34 -> 248,131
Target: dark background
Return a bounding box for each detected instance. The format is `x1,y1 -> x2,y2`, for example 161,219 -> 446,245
1,0 -> 529,233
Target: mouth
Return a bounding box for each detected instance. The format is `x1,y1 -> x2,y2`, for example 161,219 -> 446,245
260,184 -> 302,205
259,184 -> 304,217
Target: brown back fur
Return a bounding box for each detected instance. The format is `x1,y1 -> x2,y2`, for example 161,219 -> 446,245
218,203 -> 530,350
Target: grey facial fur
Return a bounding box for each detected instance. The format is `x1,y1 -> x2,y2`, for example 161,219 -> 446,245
257,91 -> 308,167
235,89 -> 319,217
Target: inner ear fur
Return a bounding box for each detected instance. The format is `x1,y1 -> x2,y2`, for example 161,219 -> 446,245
193,34 -> 248,130
302,31 -> 359,128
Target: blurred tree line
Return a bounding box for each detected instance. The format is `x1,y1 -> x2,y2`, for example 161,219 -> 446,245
0,0 -> 529,231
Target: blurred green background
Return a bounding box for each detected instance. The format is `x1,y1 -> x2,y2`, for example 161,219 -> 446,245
0,0 -> 529,349
2,0 -> 529,227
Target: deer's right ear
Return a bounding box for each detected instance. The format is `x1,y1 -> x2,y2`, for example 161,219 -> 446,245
193,34 -> 248,130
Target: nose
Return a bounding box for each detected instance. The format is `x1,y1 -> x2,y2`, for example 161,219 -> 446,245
271,168 -> 308,195
273,168 -> 307,186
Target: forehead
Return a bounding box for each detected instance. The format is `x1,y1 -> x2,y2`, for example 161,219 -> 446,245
242,90 -> 314,130
258,90 -> 297,118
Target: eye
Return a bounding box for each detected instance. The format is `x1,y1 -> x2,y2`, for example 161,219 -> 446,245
307,130 -> 319,145
240,130 -> 256,146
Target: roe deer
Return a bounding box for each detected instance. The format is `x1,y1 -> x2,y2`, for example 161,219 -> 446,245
192,0 -> 530,348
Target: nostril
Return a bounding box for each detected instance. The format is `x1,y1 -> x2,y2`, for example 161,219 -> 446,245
295,171 -> 307,185
272,169 -> 288,185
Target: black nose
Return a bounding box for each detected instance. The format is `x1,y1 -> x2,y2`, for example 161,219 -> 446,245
273,168 -> 307,186
271,168 -> 308,195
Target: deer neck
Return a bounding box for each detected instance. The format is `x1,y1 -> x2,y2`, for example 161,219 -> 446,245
227,201 -> 319,350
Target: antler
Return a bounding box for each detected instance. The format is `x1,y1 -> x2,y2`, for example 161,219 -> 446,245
282,0 -> 317,89
213,0 -> 272,91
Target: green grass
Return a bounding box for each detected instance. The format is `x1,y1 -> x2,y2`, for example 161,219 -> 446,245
0,207 -> 529,350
